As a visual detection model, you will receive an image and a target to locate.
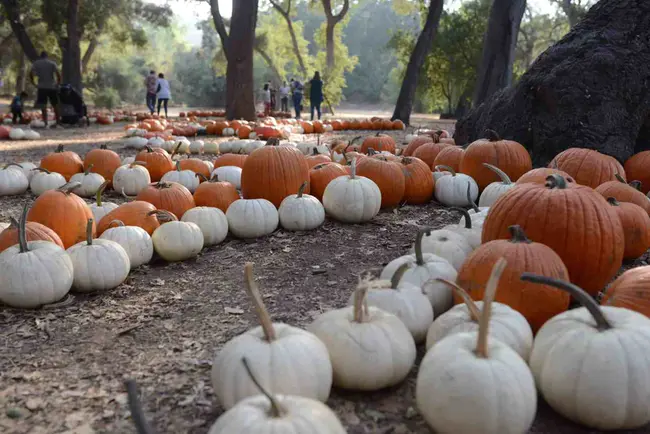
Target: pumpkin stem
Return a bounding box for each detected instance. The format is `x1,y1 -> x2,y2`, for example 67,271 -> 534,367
508,225 -> 531,243
124,380 -> 154,434
545,174 -> 568,190
84,164 -> 94,175
58,181 -> 82,194
95,180 -> 110,206
483,129 -> 501,142
367,147 -> 377,156
434,164 -> 455,176
549,158 -> 559,170
349,135 -> 362,147
55,144 -> 64,153
615,173 -> 626,184
100,144 -> 108,150
32,167 -> 51,174
144,145 -> 153,153
482,163 -> 512,184
311,148 -> 318,156
414,227 -> 432,266
629,180 -> 642,191
266,137 -> 280,147
297,181 -> 307,198
108,220 -> 125,228
311,163 -> 329,171
243,262 -> 276,342
17,204 -> 29,254
350,157 -> 357,179
121,187 -> 136,201
436,278 -> 481,322
352,284 -> 369,323
466,183 -> 480,213
240,357 -> 286,418
390,263 -> 410,289
8,216 -> 19,228
85,219 -> 94,246
520,273 -> 612,331
606,197 -> 619,206
451,207 -> 472,229
147,209 -> 177,222
3,162 -> 24,170
196,172 -> 208,182
475,258 -> 507,358
175,160 -> 181,171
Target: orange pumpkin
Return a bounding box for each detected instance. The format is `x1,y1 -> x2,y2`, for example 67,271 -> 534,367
330,120 -> 342,131
255,125 -> 283,139
392,119 -> 405,130
178,157 -> 211,180
97,201 -> 160,235
549,148 -> 625,188
193,174 -> 240,212
0,213 -> 64,253
40,144 -> 84,181
605,197 -> 650,260
602,266 -> 650,316
309,162 -> 348,202
359,133 -> 396,154
238,125 -> 252,139
306,149 -> 332,168
135,146 -> 174,182
27,183 -> 95,248
432,145 -> 464,173
214,154 -> 247,169
456,225 -> 570,332
356,155 -> 405,208
459,130 -> 532,190
241,138 -> 310,208
400,157 -> 434,205
516,168 -> 576,185
412,140 -> 451,169
312,121 -> 325,134
83,144 -> 121,186
482,174 -> 624,296
624,151 -> 650,193
403,135 -> 433,157
300,121 -> 314,134
595,176 -> 650,216
136,181 -> 196,219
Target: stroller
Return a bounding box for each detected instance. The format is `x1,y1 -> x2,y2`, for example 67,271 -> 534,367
58,84 -> 89,126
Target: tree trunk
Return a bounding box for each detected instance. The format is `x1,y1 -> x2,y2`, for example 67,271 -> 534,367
270,0 -> 307,76
1,0 -> 39,61
225,0 -> 258,120
82,36 -> 98,74
391,0 -> 444,124
454,0 -> 650,166
320,0 -> 349,73
15,52 -> 26,93
255,45 -> 283,84
60,0 -> 82,91
472,0 -> 526,107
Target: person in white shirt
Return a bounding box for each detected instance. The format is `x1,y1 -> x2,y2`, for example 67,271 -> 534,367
279,81 -> 290,112
156,73 -> 171,117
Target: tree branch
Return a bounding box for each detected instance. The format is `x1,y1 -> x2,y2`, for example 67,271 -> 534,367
210,0 -> 230,60
1,0 -> 39,61
269,0 -> 307,76
333,0 -> 350,24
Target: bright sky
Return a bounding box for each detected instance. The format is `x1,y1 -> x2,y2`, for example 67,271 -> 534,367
148,0 -> 559,46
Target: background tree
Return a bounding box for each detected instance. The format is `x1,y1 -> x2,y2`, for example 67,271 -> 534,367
268,0 -> 309,76
550,0 -> 595,27
317,0 -> 350,73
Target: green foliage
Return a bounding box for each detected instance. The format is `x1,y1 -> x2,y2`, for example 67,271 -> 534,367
93,87 -> 121,109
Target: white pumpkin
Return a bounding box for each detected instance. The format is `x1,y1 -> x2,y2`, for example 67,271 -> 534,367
150,210 -> 204,262
218,140 -> 236,154
99,220 -> 153,269
29,168 -> 66,196
172,139 -> 190,154
17,162 -> 37,181
23,129 -> 40,140
426,273 -> 533,361
161,140 -> 176,152
307,285 -> 416,391
212,166 -> 242,189
443,207 -> 482,249
89,181 -> 119,222
522,273 -> 650,430
222,127 -> 235,137
204,160 -> 214,173
181,206 -> 228,246
9,128 -> 25,140
2,117 -> 11,124
322,158 -> 381,224
121,156 -> 135,166
212,264 -> 333,409
350,265 -> 433,343
0,163 -> 29,196
30,119 -> 46,129
147,136 -> 164,148
161,161 -> 199,193
69,166 -> 105,198
124,136 -> 148,150
113,162 -> 151,195
381,228 -> 458,315
204,141 -> 219,154
226,198 -> 279,239
278,182 -> 325,231
0,207 -> 73,308
413,227 -> 473,271
189,140 -> 204,154
242,140 -> 265,154
434,165 -> 479,206
66,219 -> 130,292
478,163 -> 515,207
417,259 -> 537,434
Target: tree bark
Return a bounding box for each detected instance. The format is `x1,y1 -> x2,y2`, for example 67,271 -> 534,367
320,0 -> 349,72
454,0 -> 650,166
472,0 -> 526,107
210,0 -> 230,60
82,36 -> 98,74
15,51 -> 26,93
1,0 -> 39,61
270,0 -> 307,76
390,0 -> 444,124
224,0 -> 259,120
60,0 -> 82,91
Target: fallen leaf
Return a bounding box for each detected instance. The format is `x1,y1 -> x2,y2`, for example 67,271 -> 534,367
225,307 -> 244,315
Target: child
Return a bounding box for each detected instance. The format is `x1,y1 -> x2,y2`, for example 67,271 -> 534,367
10,91 -> 28,124
262,83 -> 271,116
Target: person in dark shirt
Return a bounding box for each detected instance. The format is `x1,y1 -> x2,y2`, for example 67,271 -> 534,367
10,91 -> 28,125
309,71 -> 324,121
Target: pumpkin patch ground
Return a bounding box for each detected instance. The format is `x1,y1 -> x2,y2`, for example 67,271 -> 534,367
1,117 -> 650,434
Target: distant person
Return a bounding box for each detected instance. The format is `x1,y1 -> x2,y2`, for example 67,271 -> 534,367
292,79 -> 304,119
309,71 -> 324,121
156,73 -> 171,117
29,51 -> 61,127
279,81 -> 290,112
10,91 -> 28,125
144,70 -> 157,114
269,82 -> 277,112
262,83 -> 272,116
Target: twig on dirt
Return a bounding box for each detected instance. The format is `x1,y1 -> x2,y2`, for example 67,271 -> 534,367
41,294 -> 76,309
117,324 -> 141,337
125,379 -> 155,434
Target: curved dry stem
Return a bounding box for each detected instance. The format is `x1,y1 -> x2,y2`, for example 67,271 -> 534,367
241,357 -> 286,418
508,225 -> 531,243
121,188 -> 137,201
18,204 -> 29,253
606,197 -> 619,206
615,173 -> 626,184
483,129 -> 501,142
436,278 -> 480,321
297,181 -> 308,198
58,181 -> 82,194
350,158 -> 357,179
243,262 -> 276,342
83,164 -> 94,175
483,163 -> 512,184
520,273 -> 612,331
451,207 -> 472,229
96,180 -> 110,206
108,220 -> 125,228
545,174 -> 568,190
85,219 -> 94,245
147,209 -> 178,222
32,167 -> 51,174
390,263 -> 411,289
414,227 -> 432,266
466,183 -> 479,212
352,284 -> 369,323
434,164 -> 456,176
629,180 -> 642,191
475,257 -> 507,358
196,172 -> 209,182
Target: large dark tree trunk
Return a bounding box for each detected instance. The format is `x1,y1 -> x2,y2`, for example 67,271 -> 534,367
59,0 -> 82,91
391,0 -> 444,124
320,0 -> 349,73
15,51 -> 26,93
1,0 -> 39,61
472,0 -> 526,107
454,0 -> 650,166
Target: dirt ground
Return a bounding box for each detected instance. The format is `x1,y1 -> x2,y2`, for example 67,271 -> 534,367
0,116 -> 647,434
